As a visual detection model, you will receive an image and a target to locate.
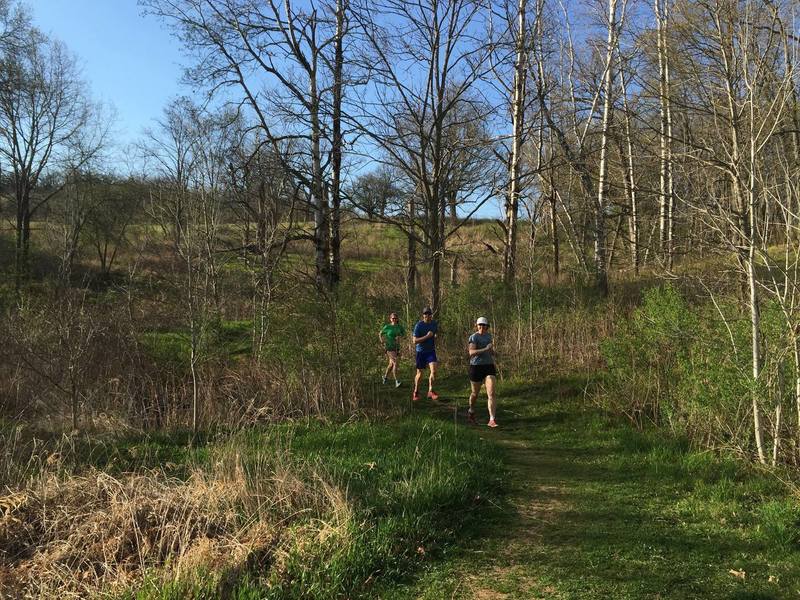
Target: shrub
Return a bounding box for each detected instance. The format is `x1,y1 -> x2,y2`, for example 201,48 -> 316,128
600,283 -> 799,461
600,284 -> 695,428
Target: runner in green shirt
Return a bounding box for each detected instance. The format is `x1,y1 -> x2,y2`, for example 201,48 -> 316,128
379,312 -> 406,387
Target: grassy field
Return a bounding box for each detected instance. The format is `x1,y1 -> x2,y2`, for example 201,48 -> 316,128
6,366 -> 799,598
380,375 -> 800,599
1,384 -> 507,598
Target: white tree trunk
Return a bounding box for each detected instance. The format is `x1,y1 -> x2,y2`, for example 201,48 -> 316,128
619,69 -> 639,274
594,0 -> 620,295
503,0 -> 528,284
655,0 -> 674,269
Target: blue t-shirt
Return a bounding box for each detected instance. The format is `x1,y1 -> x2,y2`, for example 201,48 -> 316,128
468,332 -> 494,366
413,320 -> 438,352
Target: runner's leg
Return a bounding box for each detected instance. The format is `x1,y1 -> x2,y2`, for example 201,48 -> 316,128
414,368 -> 423,395
387,350 -> 398,380
428,361 -> 437,392
485,375 -> 497,421
468,380 -> 481,412
384,354 -> 393,380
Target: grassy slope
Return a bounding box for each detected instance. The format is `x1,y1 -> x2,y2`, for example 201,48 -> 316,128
120,409 -> 506,598
379,375 -> 800,600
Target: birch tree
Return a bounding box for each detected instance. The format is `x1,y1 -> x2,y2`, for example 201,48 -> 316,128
655,0 -> 675,269
499,0 -> 531,284
536,0 -> 623,294
618,63 -> 639,274
593,0 -> 626,295
673,0 -> 790,463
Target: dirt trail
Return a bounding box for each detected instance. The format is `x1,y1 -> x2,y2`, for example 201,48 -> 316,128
455,427 -> 574,599
414,378 -> 588,599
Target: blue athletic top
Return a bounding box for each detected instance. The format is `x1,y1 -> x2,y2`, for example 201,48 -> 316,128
413,320 -> 438,352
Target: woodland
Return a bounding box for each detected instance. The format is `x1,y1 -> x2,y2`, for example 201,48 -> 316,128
2,0 -> 800,596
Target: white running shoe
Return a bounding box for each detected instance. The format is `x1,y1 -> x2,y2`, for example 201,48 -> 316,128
395,380 -> 402,388
382,377 -> 387,385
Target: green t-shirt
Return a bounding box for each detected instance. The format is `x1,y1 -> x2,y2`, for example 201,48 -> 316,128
380,323 -> 406,350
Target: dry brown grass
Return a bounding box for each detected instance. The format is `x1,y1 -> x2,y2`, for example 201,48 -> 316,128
0,442 -> 352,598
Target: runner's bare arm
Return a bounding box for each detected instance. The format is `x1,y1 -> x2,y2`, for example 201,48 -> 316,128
469,342 -> 492,357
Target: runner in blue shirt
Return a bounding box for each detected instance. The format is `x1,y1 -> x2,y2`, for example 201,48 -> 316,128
412,306 -> 439,402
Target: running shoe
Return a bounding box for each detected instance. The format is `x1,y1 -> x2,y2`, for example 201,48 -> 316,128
467,411 -> 477,425
488,419 -> 498,428
412,391 -> 421,402
395,380 -> 402,388
382,376 -> 387,385
427,390 -> 439,401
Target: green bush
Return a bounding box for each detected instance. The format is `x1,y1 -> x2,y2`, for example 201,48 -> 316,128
601,284 -> 696,428
601,284 -> 798,458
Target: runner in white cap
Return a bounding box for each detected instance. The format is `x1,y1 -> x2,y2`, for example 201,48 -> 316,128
466,316 -> 498,427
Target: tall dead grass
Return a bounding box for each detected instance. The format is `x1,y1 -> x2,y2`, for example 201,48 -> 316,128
0,439 -> 352,598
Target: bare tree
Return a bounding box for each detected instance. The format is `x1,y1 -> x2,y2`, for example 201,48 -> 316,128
655,0 -> 675,269
227,131 -> 301,359
144,0 -> 357,290
617,60 -> 639,274
0,26 -> 98,287
353,0 -> 496,311
534,0 -> 612,291
84,177 -> 142,278
140,97 -> 197,252
593,0 -> 627,295
672,0 -> 791,463
491,0 -> 536,284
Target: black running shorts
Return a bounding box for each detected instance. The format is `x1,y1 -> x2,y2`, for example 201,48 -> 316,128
468,363 -> 497,382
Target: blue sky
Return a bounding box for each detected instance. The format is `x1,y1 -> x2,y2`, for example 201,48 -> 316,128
29,0 -> 188,148
26,0 -> 539,217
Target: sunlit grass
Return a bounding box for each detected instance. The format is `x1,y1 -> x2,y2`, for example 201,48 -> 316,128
386,375 -> 800,599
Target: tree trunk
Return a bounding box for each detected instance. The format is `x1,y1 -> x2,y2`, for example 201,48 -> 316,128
594,0 -> 618,296
328,0 -> 345,286
14,184 -> 30,289
449,190 -> 459,286
407,193 -> 417,297
619,69 -> 639,275
310,76 -> 331,289
655,0 -> 674,269
549,192 -> 559,278
503,0 -> 528,285
607,212 -> 624,269
430,186 -> 444,312
747,123 -> 767,464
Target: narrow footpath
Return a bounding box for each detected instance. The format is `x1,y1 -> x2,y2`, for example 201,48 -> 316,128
390,376 -> 800,599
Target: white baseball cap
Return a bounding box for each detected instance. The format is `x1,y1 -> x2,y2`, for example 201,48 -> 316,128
476,316 -> 489,326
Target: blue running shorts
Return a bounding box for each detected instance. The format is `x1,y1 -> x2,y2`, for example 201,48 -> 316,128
415,350 -> 438,369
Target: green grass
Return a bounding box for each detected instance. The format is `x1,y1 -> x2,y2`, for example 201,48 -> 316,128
140,320 -> 254,368
343,256 -> 385,273
108,372 -> 800,598
380,375 -> 800,599
109,402 -> 507,599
